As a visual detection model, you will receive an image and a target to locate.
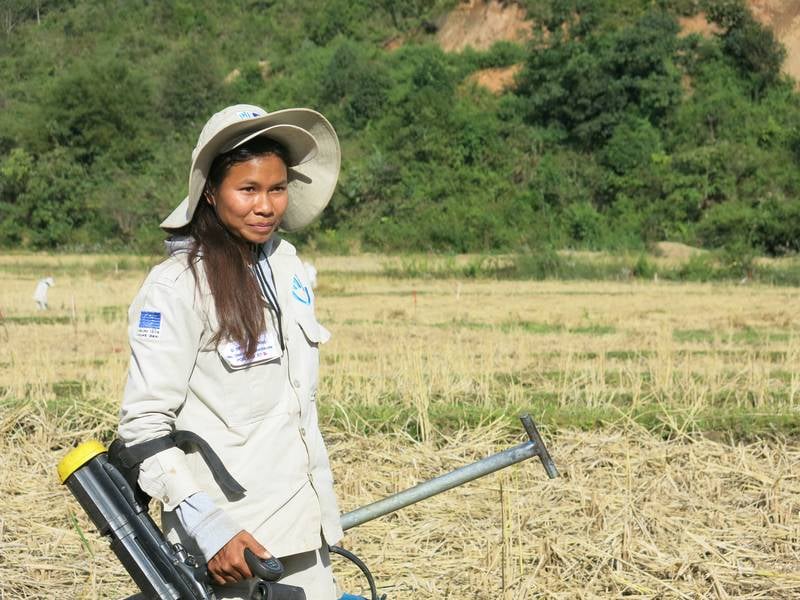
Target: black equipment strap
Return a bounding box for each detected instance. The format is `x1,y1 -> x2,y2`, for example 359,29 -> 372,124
111,431 -> 246,499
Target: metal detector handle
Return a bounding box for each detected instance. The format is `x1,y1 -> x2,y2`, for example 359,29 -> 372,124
521,414 -> 559,479
244,548 -> 284,582
245,550 -> 307,600
251,581 -> 307,600
339,414 -> 559,531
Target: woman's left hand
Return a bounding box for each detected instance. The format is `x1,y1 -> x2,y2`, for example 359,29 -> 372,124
207,530 -> 271,585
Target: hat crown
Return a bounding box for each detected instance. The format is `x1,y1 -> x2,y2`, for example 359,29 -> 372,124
193,104 -> 269,161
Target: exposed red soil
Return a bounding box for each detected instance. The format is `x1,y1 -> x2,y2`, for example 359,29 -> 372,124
467,63 -> 522,94
748,0 -> 800,83
677,3 -> 800,85
382,35 -> 404,52
433,1 -> 800,92
435,0 -> 533,52
677,14 -> 722,38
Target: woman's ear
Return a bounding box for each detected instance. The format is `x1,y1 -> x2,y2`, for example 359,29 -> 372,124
204,190 -> 215,207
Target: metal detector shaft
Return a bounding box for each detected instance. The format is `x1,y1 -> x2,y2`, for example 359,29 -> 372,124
340,414 -> 558,531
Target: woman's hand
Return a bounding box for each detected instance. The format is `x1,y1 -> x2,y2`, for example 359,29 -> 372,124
208,530 -> 271,585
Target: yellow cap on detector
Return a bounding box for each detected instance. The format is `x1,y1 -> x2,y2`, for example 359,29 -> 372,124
57,440 -> 106,483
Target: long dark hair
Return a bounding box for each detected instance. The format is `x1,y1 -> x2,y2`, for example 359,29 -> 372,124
182,137 -> 290,359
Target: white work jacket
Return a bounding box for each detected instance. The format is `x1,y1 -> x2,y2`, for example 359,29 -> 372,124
118,237 -> 343,558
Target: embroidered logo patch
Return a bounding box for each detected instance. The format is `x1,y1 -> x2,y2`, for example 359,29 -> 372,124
291,275 -> 311,305
137,310 -> 161,339
237,111 -> 262,120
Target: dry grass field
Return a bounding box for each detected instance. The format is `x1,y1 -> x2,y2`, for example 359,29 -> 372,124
1,252 -> 799,599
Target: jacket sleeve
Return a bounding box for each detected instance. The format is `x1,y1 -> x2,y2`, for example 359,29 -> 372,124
118,274 -> 205,511
175,492 -> 242,561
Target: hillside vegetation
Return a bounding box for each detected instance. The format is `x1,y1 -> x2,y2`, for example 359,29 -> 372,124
1,0 -> 800,256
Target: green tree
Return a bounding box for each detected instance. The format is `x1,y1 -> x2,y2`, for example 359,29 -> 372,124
320,40 -> 390,129
306,0 -> 371,45
517,10 -> 682,149
10,148 -> 90,248
44,56 -> 156,167
706,0 -> 786,94
0,147 -> 34,245
160,41 -> 224,127
600,116 -> 663,174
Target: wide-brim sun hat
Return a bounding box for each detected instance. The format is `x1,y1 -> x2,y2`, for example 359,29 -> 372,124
160,103 -> 340,233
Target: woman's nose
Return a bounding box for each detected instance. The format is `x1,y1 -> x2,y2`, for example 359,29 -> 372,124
253,192 -> 275,215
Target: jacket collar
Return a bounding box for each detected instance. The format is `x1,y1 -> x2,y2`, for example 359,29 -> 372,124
164,235 -> 296,257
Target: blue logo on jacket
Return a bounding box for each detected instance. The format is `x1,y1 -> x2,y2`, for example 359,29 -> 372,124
137,310 -> 162,340
138,311 -> 161,329
291,275 -> 311,305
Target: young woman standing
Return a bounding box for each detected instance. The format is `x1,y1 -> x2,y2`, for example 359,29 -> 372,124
118,104 -> 343,599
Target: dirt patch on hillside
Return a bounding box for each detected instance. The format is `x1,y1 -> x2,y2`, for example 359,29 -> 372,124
781,30 -> 800,83
678,13 -> 722,38
382,35 -> 404,52
436,0 -> 533,52
467,63 -> 522,93
435,1 -> 800,85
680,3 -> 800,84
749,0 -> 800,35
748,0 -> 800,83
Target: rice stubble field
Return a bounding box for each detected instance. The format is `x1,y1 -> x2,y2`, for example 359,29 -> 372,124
0,252 -> 798,599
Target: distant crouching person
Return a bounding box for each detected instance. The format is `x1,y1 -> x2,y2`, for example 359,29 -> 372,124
33,277 -> 54,310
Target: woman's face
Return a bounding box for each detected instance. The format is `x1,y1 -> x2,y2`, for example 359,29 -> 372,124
208,153 -> 289,244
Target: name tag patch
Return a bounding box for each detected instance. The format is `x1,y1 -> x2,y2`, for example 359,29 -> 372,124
137,311 -> 162,339
219,330 -> 282,369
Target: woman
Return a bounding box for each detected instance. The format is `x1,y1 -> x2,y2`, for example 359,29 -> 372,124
118,104 -> 343,599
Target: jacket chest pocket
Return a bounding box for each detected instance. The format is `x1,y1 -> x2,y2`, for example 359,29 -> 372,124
287,311 -> 330,399
213,345 -> 288,427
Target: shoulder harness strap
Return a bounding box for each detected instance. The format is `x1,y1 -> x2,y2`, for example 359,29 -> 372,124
109,431 -> 246,505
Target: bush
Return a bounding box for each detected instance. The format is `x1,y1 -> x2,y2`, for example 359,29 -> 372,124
160,41 -> 224,127
473,41 -> 527,69
563,202 -> 606,247
600,116 -> 663,175
44,57 -> 155,167
707,0 -> 786,93
672,252 -> 717,281
633,254 -> 656,278
696,201 -> 756,249
754,198 -> 800,255
516,9 -> 682,149
513,247 -> 565,279
14,148 -> 91,248
320,40 -> 390,129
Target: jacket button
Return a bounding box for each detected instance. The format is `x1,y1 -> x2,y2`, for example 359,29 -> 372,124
300,427 -> 306,436
292,379 -> 301,388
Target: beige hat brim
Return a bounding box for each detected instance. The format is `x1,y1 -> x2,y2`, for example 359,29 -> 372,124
160,107 -> 340,232
221,124 -> 317,164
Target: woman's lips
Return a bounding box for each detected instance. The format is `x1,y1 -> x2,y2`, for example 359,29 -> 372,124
249,222 -> 275,230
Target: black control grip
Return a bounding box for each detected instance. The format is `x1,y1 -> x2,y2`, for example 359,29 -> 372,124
244,548 -> 284,582
252,581 -> 307,600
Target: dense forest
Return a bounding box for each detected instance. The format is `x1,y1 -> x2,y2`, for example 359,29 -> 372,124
1,0 -> 799,255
